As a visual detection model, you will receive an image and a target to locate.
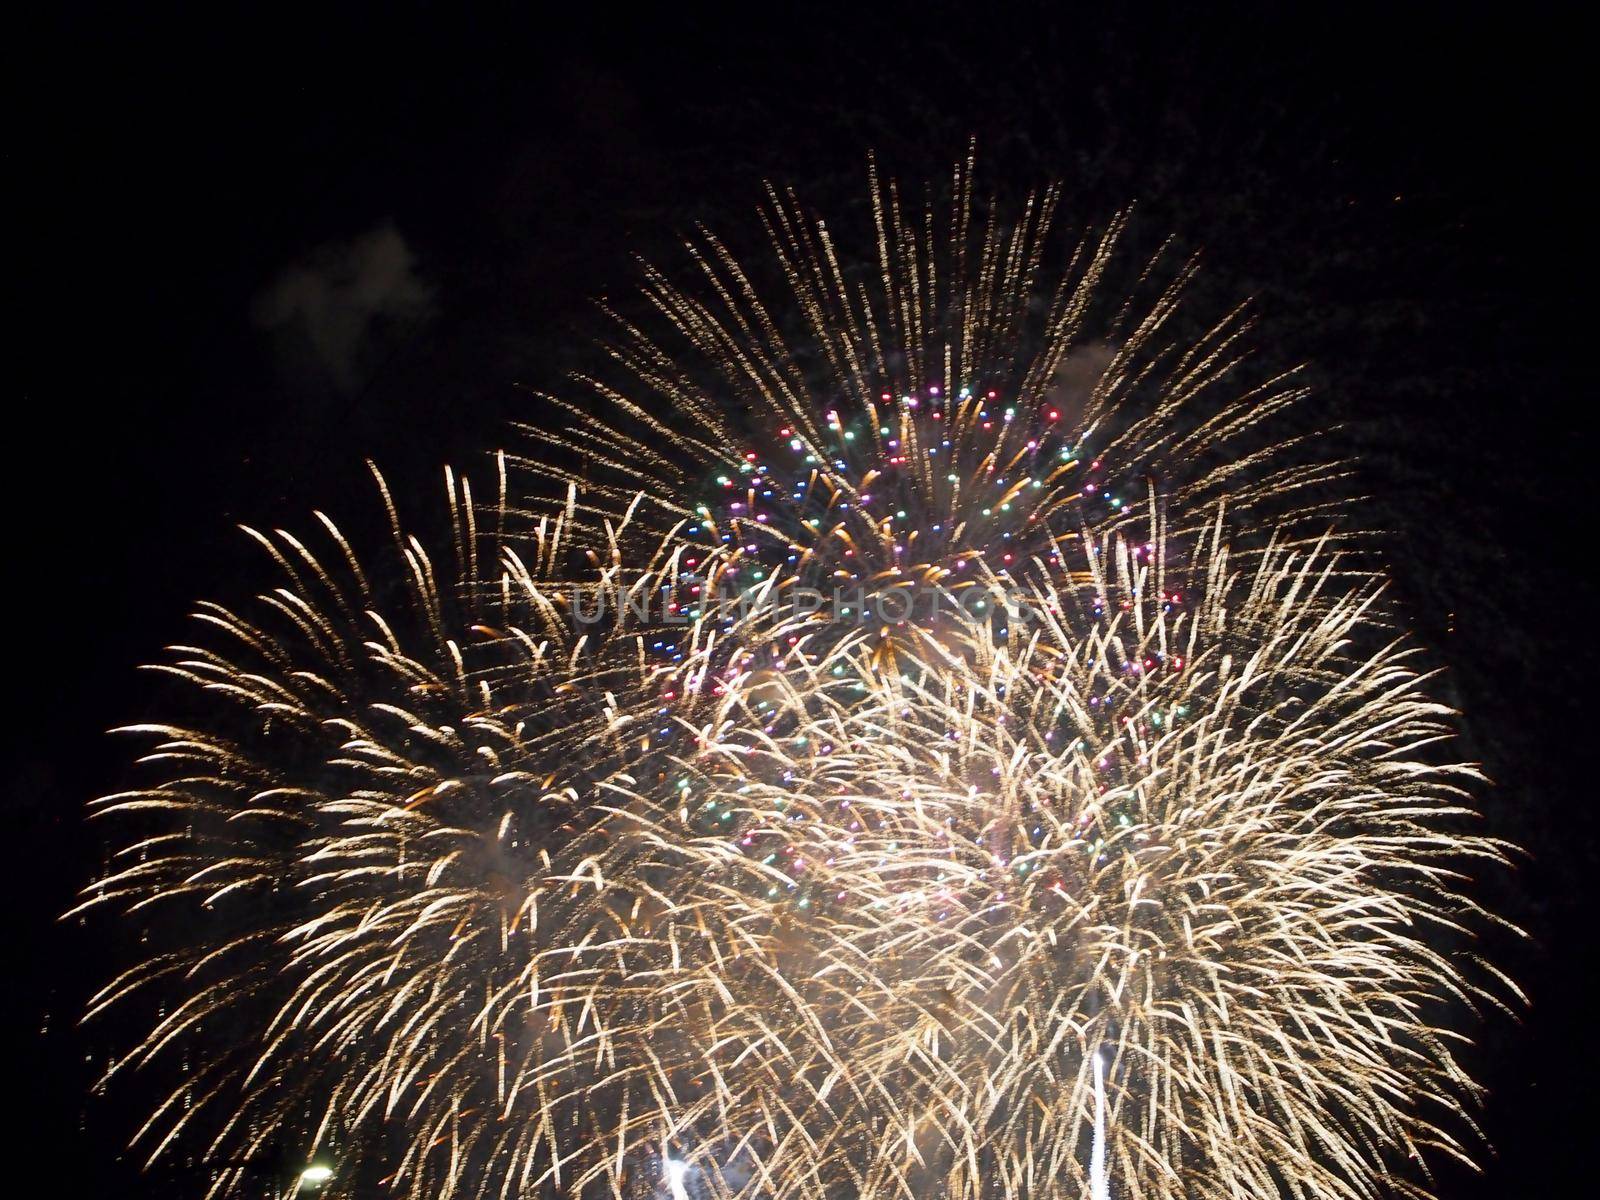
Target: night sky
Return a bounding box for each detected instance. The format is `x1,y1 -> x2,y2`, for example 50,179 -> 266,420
11,4 -> 1593,1194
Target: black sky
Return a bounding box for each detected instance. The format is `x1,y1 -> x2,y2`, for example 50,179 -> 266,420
11,4 -> 1595,1194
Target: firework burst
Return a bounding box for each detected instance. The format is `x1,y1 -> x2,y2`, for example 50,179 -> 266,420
642,513 -> 1517,1199
79,467 -> 747,1196
510,152 -> 1356,668
81,162 -> 1514,1200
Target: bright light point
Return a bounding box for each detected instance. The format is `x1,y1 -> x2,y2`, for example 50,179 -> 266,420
298,1164 -> 334,1187
665,1157 -> 691,1199
1090,1048 -> 1109,1200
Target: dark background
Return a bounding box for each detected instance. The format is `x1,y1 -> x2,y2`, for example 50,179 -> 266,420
10,3 -> 1593,1194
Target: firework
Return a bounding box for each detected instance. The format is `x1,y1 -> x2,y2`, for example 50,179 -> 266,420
509,151 -> 1357,670
80,466 -> 746,1196
81,163 -> 1514,1200
646,516 -> 1518,1199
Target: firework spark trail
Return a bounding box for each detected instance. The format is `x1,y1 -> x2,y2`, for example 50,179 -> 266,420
1091,1050 -> 1108,1200
80,159 -> 1518,1200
